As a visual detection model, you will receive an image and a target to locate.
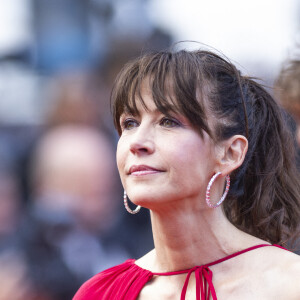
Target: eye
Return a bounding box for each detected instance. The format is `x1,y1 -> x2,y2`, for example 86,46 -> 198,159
121,118 -> 139,131
160,117 -> 181,128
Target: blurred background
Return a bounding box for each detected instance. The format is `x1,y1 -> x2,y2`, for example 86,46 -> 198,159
0,0 -> 299,299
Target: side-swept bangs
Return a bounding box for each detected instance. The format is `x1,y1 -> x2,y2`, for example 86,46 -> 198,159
111,51 -> 211,137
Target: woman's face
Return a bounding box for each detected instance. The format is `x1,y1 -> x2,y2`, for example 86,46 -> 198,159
116,87 -> 218,211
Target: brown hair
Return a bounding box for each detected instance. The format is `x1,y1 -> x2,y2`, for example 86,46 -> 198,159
111,49 -> 300,247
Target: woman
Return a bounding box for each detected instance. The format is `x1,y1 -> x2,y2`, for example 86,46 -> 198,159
73,49 -> 300,299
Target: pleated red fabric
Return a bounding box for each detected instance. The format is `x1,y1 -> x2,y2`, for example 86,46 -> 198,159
73,244 -> 285,300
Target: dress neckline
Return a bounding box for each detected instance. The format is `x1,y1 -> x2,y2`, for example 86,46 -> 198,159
131,243 -> 285,300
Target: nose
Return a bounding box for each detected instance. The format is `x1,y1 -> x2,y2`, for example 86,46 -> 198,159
129,125 -> 155,155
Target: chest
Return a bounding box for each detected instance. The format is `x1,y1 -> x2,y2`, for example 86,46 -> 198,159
136,271 -> 284,300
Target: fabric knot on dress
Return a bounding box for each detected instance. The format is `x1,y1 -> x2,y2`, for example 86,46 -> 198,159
180,265 -> 217,300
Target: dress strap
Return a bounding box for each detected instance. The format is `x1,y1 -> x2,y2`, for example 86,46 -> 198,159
151,244 -> 285,300
206,243 -> 279,267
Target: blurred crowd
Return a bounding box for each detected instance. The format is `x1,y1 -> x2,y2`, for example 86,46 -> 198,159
0,1 -> 171,299
0,1 -> 299,299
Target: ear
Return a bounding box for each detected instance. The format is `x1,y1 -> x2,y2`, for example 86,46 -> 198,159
217,135 -> 248,175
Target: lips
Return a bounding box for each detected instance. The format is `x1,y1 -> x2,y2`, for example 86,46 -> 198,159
128,165 -> 163,176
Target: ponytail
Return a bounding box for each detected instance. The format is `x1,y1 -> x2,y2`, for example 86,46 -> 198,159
223,77 -> 300,247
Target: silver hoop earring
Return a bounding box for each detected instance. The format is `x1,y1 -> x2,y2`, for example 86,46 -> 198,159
206,172 -> 230,208
123,190 -> 141,214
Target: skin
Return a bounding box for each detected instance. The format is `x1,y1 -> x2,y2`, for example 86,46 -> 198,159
116,86 -> 300,299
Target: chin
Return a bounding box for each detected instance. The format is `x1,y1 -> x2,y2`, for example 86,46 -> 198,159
128,193 -> 154,208
128,189 -> 179,210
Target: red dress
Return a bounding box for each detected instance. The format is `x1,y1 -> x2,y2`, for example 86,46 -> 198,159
73,244 -> 285,300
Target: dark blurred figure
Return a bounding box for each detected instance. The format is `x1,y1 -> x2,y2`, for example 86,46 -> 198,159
0,167 -> 21,250
20,125 -> 129,300
0,150 -> 49,299
0,144 -> 23,253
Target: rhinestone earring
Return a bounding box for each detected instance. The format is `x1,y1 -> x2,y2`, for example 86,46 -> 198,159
123,190 -> 141,214
206,172 -> 230,208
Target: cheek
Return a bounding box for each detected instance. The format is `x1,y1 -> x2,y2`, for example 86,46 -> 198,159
168,138 -> 212,184
116,139 -> 126,176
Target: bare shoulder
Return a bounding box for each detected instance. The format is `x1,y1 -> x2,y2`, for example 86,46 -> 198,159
265,246 -> 300,299
135,249 -> 156,270
286,257 -> 300,298
280,250 -> 300,298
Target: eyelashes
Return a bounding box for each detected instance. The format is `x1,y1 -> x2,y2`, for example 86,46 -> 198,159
121,118 -> 139,131
159,117 -> 181,128
120,116 -> 182,131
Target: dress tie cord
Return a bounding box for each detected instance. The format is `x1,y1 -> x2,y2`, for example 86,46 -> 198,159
153,264 -> 217,300
181,265 -> 217,300
150,244 -> 283,300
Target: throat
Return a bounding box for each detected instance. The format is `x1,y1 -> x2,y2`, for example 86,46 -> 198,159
147,207 -> 263,273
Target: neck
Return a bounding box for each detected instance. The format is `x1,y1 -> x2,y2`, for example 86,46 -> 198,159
148,204 -> 263,273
